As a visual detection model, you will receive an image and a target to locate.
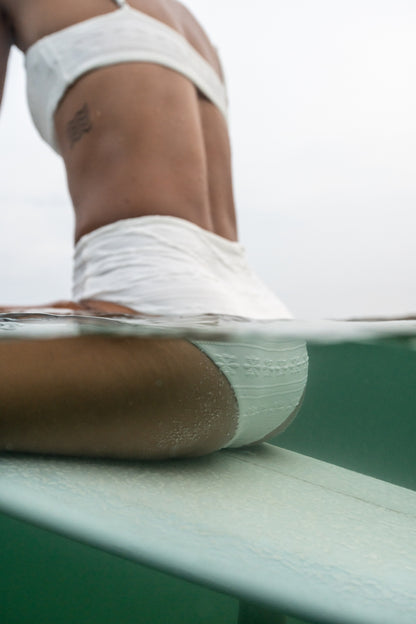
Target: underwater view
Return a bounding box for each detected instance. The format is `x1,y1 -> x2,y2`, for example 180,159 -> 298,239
1,310 -> 415,486
1,313 -> 415,624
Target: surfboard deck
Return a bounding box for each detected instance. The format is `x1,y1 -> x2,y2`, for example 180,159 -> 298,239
1,444 -> 415,624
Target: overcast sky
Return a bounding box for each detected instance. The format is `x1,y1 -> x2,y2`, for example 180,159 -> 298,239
0,0 -> 415,318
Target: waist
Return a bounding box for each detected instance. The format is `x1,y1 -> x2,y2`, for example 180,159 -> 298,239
52,65 -> 233,241
72,215 -> 292,319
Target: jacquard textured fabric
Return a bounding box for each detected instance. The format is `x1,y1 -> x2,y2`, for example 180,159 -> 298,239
73,215 -> 308,448
25,4 -> 228,152
193,339 -> 308,447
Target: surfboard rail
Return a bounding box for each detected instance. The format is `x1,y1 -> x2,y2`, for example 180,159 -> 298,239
0,444 -> 415,624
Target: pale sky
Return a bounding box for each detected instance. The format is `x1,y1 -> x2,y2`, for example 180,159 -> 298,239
1,0 -> 415,318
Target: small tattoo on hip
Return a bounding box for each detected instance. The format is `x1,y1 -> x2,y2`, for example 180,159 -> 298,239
67,103 -> 92,147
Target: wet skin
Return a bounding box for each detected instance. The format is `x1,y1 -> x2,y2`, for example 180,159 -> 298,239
0,1 -> 242,457
0,2 -> 303,458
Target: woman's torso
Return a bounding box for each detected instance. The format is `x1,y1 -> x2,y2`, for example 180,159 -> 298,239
0,0 -> 237,242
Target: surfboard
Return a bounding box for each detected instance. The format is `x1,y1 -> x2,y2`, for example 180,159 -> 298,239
1,313 -> 415,623
0,444 -> 415,624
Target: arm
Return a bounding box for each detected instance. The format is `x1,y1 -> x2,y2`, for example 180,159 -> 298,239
0,9 -> 12,108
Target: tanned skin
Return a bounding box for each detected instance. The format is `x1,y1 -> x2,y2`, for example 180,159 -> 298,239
0,0 -> 240,459
0,0 -> 237,242
0,333 -> 238,460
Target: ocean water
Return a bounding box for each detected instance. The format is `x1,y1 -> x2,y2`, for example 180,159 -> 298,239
1,311 -> 416,343
1,313 -> 415,624
1,311 -> 415,491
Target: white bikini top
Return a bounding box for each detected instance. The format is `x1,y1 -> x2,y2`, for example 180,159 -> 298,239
25,0 -> 228,153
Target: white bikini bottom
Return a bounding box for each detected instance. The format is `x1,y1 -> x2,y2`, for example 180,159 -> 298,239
73,216 -> 308,447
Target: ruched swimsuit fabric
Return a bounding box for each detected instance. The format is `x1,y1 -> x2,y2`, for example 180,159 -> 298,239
26,0 -> 308,447
73,216 -> 292,319
25,2 -> 228,152
73,216 -> 309,448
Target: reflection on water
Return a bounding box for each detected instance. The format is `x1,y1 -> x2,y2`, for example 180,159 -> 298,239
0,312 -> 415,489
1,311 -> 416,343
